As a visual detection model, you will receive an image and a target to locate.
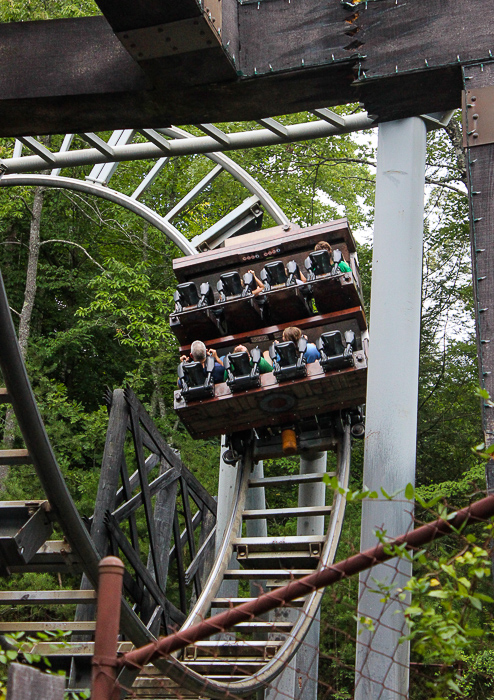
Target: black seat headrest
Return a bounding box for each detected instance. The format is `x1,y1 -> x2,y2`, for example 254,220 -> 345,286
228,351 -> 252,377
307,250 -> 332,276
174,282 -> 199,311
217,271 -> 243,298
263,260 -> 287,286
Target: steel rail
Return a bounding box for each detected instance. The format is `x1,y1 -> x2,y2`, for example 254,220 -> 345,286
0,175 -> 197,256
0,271 -> 195,673
0,113 -> 376,176
137,427 -> 351,699
159,126 -> 290,225
0,272 -> 102,588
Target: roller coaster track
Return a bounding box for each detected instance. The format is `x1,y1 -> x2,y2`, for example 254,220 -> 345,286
0,268 -> 351,698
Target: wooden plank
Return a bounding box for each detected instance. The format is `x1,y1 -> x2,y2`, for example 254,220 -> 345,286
0,590 -> 96,605
0,389 -> 10,404
106,513 -> 185,627
185,524 -> 216,585
180,478 -> 200,597
172,511 -> 187,613
112,468 -> 180,522
7,662 -> 65,700
114,453 -> 160,509
0,450 -> 31,466
147,467 -> 178,614
129,406 -> 163,587
125,389 -> 217,515
75,389 -> 129,635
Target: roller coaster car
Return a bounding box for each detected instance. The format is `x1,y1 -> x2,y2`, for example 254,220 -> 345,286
170,218 -> 363,345
317,330 -> 356,372
172,218 -> 368,445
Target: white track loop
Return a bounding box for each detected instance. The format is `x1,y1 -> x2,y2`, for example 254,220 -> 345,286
0,174 -> 197,256
147,427 -> 352,699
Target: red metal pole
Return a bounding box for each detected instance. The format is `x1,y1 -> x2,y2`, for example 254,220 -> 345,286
92,556 -> 124,700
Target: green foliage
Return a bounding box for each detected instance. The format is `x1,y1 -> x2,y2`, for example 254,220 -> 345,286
76,258 -> 176,350
398,527 -> 493,699
0,631 -> 90,700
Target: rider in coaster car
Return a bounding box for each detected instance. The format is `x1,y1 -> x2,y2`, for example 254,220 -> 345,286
281,326 -> 320,363
314,241 -> 352,273
262,326 -> 320,365
178,340 -> 225,386
223,344 -> 273,380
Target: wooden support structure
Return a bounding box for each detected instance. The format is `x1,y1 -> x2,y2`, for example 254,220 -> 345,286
6,663 -> 65,700
463,61 -> 494,489
0,0 -> 494,135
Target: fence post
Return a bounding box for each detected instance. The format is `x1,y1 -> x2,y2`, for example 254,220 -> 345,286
92,556 -> 125,700
6,662 -> 65,700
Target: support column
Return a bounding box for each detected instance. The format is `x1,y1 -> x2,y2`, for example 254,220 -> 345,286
355,118 -> 427,699
214,436 -> 240,631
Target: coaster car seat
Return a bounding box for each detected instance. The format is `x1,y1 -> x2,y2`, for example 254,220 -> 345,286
224,347 -> 262,392
317,330 -> 356,372
269,337 -> 308,381
177,354 -> 215,401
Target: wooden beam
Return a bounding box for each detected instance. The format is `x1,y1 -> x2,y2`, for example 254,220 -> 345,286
0,0 -> 493,135
463,63 -> 494,469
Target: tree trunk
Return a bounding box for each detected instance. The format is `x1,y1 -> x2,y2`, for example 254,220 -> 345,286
2,184 -> 46,454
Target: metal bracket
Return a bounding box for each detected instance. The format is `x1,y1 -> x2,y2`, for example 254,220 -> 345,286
236,544 -> 249,559
117,16 -> 221,62
462,86 -> 494,147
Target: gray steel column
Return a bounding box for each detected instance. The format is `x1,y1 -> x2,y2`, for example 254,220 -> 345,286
355,118 -> 427,699
214,436 -> 239,621
246,460 -> 268,597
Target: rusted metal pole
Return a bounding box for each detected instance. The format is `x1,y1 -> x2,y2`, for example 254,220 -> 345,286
92,556 -> 124,700
117,493 -> 494,670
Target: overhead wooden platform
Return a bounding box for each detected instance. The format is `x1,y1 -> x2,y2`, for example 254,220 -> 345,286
0,0 -> 492,135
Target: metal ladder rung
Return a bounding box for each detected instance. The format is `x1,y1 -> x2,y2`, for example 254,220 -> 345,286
27,641 -> 133,657
242,505 -> 332,519
211,597 -> 306,607
233,621 -> 294,630
233,535 -> 325,550
248,472 -> 335,487
224,569 -> 314,579
0,621 -> 96,633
